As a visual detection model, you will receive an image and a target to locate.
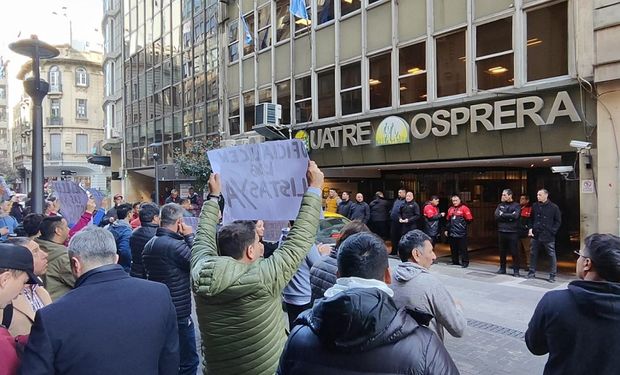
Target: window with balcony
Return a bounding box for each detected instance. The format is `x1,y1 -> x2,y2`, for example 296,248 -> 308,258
48,99 -> 62,125
49,66 -> 62,92
399,42 -> 427,104
527,1 -> 568,81
318,68 -> 335,118
436,29 -> 466,97
369,52 -> 391,110
243,91 -> 255,132
76,134 -> 89,154
229,96 -> 240,135
257,5 -> 271,51
76,99 -> 88,119
341,62 -> 362,115
277,80 -> 291,125
476,18 -> 513,90
295,76 -> 312,123
228,20 -> 239,63
275,0 -> 291,42
105,62 -> 115,96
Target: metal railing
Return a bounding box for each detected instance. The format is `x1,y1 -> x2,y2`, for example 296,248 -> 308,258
46,117 -> 63,126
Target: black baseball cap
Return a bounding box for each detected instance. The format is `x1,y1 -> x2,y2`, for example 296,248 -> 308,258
0,243 -> 40,285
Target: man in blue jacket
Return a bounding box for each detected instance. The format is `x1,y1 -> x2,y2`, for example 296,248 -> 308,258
20,226 -> 179,374
108,203 -> 133,272
526,233 -> 620,375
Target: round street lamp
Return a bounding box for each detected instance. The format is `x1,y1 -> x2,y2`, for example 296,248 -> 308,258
10,35 -> 59,214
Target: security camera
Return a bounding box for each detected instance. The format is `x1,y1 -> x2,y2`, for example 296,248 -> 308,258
551,166 -> 574,174
569,140 -> 592,150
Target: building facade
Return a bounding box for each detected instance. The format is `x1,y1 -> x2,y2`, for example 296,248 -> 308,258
12,46 -> 108,192
0,58 -> 10,176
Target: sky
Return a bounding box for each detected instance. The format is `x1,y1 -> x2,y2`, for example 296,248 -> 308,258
0,0 -> 103,112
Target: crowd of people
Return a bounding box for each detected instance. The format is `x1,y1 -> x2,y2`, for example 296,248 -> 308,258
0,162 -> 619,375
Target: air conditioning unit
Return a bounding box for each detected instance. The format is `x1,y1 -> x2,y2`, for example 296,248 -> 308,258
248,135 -> 264,144
235,138 -> 249,145
220,139 -> 237,148
255,103 -> 281,127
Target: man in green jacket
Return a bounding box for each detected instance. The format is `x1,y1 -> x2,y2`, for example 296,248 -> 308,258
34,216 -> 74,301
191,161 -> 324,375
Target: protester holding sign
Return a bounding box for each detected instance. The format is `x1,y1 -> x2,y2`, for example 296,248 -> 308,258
191,159 -> 324,375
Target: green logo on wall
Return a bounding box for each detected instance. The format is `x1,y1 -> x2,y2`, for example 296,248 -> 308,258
375,116 -> 410,146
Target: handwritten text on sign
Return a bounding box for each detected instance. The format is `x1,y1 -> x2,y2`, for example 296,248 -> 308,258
208,139 -> 309,223
52,181 -> 88,226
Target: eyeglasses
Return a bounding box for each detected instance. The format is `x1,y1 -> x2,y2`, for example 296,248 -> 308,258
573,250 -> 589,259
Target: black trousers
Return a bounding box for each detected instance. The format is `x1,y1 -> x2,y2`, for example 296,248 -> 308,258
390,222 -> 402,254
449,237 -> 469,266
498,232 -> 520,271
369,220 -> 389,240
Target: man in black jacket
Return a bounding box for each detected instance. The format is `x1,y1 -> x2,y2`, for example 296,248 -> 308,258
527,189 -> 561,283
129,203 -> 160,278
389,189 -> 407,255
348,193 -> 370,223
278,232 -> 459,375
495,189 -> 522,276
20,227 -> 179,374
336,191 -> 353,218
143,203 -> 199,375
525,233 -> 620,375
369,191 -> 390,239
399,191 -> 421,236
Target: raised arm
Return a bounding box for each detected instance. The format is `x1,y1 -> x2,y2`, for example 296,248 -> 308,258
190,174 -> 221,278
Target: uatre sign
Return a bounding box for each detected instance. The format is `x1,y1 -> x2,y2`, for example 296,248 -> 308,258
295,91 -> 581,150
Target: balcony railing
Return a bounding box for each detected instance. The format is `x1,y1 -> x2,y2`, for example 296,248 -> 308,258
48,84 -> 63,94
47,117 -> 63,126
48,152 -> 63,161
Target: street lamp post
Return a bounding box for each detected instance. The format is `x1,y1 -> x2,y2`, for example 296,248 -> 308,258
150,142 -> 162,205
10,36 -> 59,214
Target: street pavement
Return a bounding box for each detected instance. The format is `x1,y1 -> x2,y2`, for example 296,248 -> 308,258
403,257 -> 569,375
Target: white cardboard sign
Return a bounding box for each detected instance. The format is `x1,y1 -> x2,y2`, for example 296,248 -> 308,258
207,139 -> 309,223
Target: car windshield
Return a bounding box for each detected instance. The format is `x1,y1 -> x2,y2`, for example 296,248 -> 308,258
317,217 -> 350,244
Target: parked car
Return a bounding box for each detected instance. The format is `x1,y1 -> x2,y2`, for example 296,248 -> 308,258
317,212 -> 350,245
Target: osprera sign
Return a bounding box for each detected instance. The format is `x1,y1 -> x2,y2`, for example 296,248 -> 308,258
295,91 -> 582,150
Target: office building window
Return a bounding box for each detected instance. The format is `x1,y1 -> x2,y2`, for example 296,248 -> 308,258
318,68 -> 335,118
436,29 -> 466,97
295,76 -> 312,123
341,62 -> 362,115
228,20 -> 239,63
49,66 -> 62,92
369,52 -> 391,110
294,0 -> 311,34
399,42 -> 427,104
50,99 -> 61,118
76,134 -> 89,154
277,81 -> 291,125
0,106 -> 6,122
257,4 -> 271,50
258,87 -> 272,103
105,62 -> 115,96
0,86 -> 5,99
75,67 -> 89,87
476,18 -> 513,90
527,2 -> 568,81
341,0 -> 361,17
229,96 -> 240,135
76,99 -> 88,119
243,91 -> 255,132
318,0 -> 334,24
276,0 -> 291,42
243,13 -> 255,56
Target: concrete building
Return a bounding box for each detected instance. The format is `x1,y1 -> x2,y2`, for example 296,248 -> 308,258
12,46 -> 109,192
0,58 -> 10,175
107,0 -> 620,246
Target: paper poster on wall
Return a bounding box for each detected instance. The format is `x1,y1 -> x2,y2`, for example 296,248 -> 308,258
207,139 -> 309,223
581,179 -> 595,194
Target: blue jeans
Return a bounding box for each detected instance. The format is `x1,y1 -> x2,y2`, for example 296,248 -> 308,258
178,317 -> 199,375
529,239 -> 557,276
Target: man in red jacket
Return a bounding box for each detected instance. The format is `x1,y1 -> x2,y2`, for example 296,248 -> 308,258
445,195 -> 473,268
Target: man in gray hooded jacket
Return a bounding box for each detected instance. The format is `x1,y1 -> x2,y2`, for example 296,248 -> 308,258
390,229 -> 466,342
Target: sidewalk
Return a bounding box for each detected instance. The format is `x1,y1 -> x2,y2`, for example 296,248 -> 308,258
389,258 -> 567,374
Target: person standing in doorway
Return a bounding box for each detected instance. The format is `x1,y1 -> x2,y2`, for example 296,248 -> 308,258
399,191 -> 421,237
495,189 -> 522,276
349,193 -> 370,224
527,189 -> 561,283
324,189 -> 340,214
337,191 -> 353,218
369,191 -> 390,239
518,194 -> 533,270
446,195 -> 473,268
389,189 -> 407,255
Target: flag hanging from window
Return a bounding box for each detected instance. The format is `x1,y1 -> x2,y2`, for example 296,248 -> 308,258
290,0 -> 309,21
242,17 -> 253,45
